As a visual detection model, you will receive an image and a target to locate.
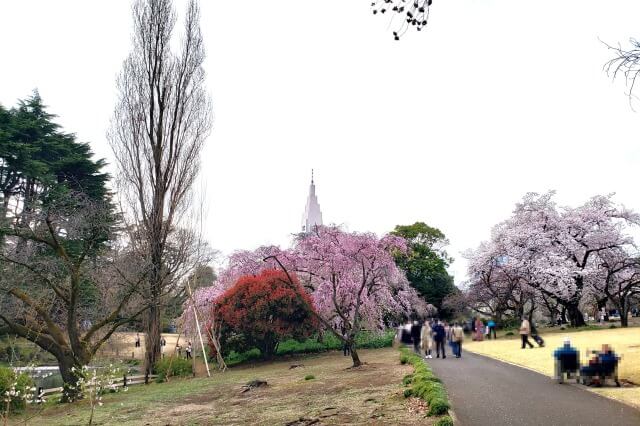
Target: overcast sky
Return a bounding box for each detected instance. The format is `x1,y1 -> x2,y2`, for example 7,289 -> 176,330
2,1 -> 640,284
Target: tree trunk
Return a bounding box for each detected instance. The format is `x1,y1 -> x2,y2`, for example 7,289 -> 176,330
144,304 -> 162,376
619,298 -> 629,328
260,337 -> 278,360
515,303 -> 524,319
350,344 -> 361,367
620,312 -> 628,327
565,303 -> 586,327
58,354 -> 84,403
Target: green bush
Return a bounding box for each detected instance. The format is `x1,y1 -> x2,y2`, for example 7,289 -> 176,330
428,398 -> 450,416
154,357 -> 192,382
399,348 -> 451,420
304,374 -> 315,380
275,330 -> 395,356
0,367 -> 35,413
435,415 -> 454,426
402,374 -> 413,385
222,330 -> 396,366
356,331 -> 395,348
500,317 -> 520,329
505,331 -> 514,336
225,348 -> 262,367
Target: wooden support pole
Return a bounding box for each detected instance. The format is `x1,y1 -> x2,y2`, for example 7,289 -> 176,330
186,279 -> 211,378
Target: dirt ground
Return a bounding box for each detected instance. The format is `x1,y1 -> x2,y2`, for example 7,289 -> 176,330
21,348 -> 433,425
150,348 -> 428,425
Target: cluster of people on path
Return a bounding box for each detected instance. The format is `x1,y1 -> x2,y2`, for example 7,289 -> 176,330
404,320 -> 465,359
554,338 -> 620,387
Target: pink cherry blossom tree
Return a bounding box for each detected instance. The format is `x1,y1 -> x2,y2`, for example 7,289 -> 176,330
510,193 -> 638,326
464,216 -> 542,325
593,248 -> 640,327
270,226 -> 420,367
467,192 -> 640,327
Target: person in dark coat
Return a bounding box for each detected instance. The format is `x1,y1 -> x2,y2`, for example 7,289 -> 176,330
410,320 -> 422,353
554,338 -> 579,383
433,320 -> 446,359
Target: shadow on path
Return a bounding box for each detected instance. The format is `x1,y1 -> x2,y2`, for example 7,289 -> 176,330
425,351 -> 640,426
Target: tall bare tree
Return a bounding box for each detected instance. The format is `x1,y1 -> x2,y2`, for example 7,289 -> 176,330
108,0 -> 212,376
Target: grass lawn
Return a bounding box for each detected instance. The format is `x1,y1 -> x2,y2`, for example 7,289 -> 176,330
464,327 -> 640,409
13,348 -> 433,425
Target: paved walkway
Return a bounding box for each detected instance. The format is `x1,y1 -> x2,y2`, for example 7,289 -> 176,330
425,350 -> 640,426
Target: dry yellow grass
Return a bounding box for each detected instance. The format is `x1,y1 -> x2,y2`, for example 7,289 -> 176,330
465,327 -> 640,408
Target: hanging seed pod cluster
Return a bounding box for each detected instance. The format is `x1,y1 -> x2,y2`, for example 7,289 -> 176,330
371,0 -> 433,40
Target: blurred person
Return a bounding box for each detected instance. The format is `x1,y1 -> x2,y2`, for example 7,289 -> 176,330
474,318 -> 484,341
445,322 -> 454,353
135,333 -> 141,348
530,321 -> 545,347
554,337 -> 579,383
451,322 -> 464,358
433,320 -> 447,359
421,320 -> 434,359
160,336 -> 167,358
186,341 -> 193,359
411,320 -> 422,353
519,317 -> 534,349
341,326 -> 351,356
580,344 -> 621,387
401,321 -> 413,344
487,319 -> 497,339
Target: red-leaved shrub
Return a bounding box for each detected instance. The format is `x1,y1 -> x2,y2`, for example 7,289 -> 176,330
210,269 -> 317,358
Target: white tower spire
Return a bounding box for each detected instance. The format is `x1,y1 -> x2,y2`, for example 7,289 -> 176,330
302,169 -> 323,233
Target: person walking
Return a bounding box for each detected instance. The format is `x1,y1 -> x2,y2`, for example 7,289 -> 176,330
445,322 -> 453,354
519,317 -> 534,349
487,319 -> 497,339
341,325 -> 351,356
410,320 -> 422,354
451,322 -> 464,358
186,341 -> 193,359
160,336 -> 167,358
135,333 -> 141,348
530,321 -> 545,347
421,320 -> 434,359
433,320 -> 446,359
474,318 -> 484,341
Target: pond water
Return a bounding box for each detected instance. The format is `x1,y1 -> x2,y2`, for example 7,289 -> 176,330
14,367 -> 63,389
